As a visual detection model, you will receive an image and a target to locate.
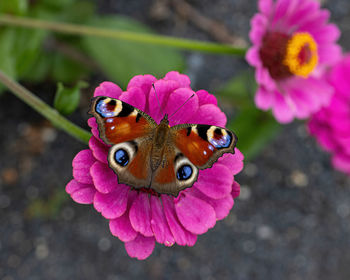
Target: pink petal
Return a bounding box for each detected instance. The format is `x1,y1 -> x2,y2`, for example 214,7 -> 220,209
94,81 -> 122,99
72,150 -> 95,184
249,14 -> 268,45
164,71 -> 191,88
332,154 -> 350,175
255,86 -> 274,110
148,79 -> 180,122
196,90 -> 218,106
256,68 -> 275,91
231,181 -> 241,199
217,150 -> 244,175
150,196 -> 175,246
109,190 -> 138,242
66,179 -> 96,204
165,88 -> 199,126
210,194 -> 234,220
89,136 -> 109,164
109,210 -> 138,242
246,46 -> 262,68
298,9 -> 329,33
127,74 -> 156,94
189,104 -> 226,127
258,0 -> 273,15
312,23 -> 340,44
187,187 -> 233,220
90,161 -> 118,193
87,118 -> 102,143
175,193 -> 216,234
195,163 -> 233,199
124,234 -> 155,260
129,192 -> 153,237
119,87 -> 146,111
93,185 -> 129,219
271,91 -> 294,124
162,195 -> 197,246
318,44 -> 342,65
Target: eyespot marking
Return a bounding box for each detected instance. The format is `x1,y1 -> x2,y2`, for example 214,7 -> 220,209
96,98 -> 116,118
176,165 -> 192,180
114,149 -> 129,167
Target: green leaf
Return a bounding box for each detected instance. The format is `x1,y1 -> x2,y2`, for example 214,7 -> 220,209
228,107 -> 281,160
51,53 -> 90,83
0,0 -> 28,15
82,16 -> 185,88
53,81 -> 87,115
56,1 -> 95,23
14,28 -> 47,76
21,52 -> 52,83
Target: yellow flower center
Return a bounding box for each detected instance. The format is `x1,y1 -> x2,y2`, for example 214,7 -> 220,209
283,32 -> 318,78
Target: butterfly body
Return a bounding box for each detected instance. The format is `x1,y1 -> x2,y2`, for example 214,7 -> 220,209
90,96 -> 237,197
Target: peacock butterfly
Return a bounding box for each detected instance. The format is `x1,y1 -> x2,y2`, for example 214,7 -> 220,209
89,95 -> 237,197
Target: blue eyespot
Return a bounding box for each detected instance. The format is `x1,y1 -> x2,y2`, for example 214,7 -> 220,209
210,133 -> 231,149
96,100 -> 115,117
177,165 -> 192,180
114,149 -> 129,166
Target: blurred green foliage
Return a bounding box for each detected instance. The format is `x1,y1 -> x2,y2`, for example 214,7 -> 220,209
219,72 -> 281,160
26,189 -> 68,219
83,16 -> 185,88
0,0 -> 184,101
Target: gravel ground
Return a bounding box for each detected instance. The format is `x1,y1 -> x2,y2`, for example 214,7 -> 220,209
1,0 -> 350,279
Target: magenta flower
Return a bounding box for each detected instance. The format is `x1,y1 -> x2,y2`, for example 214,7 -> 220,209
308,55 -> 350,175
66,71 -> 244,260
246,0 -> 342,123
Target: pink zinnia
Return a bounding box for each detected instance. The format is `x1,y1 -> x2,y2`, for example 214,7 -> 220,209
246,0 -> 342,123
308,55 -> 350,175
66,71 -> 244,259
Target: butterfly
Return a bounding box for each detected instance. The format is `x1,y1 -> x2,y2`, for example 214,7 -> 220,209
90,95 -> 237,197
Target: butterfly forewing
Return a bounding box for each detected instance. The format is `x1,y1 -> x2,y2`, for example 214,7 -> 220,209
172,124 -> 237,170
90,96 -> 157,145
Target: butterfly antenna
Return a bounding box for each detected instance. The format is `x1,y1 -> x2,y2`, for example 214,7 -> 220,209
169,94 -> 195,120
152,83 -> 164,117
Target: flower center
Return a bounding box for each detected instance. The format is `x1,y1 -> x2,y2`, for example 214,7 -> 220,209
284,32 -> 318,78
259,31 -> 318,80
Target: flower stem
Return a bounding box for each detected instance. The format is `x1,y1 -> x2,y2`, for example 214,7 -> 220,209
0,70 -> 91,144
0,14 -> 247,56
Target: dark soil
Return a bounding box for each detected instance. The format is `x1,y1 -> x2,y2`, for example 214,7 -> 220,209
1,0 -> 350,279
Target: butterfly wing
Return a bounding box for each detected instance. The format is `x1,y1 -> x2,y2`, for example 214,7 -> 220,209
150,123 -> 237,197
150,145 -> 199,196
90,96 -> 157,188
172,123 -> 237,169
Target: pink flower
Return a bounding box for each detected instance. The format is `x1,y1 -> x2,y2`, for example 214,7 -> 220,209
66,72 -> 244,259
246,0 -> 342,123
308,55 -> 350,175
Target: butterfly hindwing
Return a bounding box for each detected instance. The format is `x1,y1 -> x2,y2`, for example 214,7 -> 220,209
172,124 -> 237,169
90,96 -> 157,145
151,147 -> 199,197
108,139 -> 153,188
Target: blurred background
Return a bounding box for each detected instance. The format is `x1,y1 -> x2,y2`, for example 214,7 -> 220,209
1,0 -> 350,279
